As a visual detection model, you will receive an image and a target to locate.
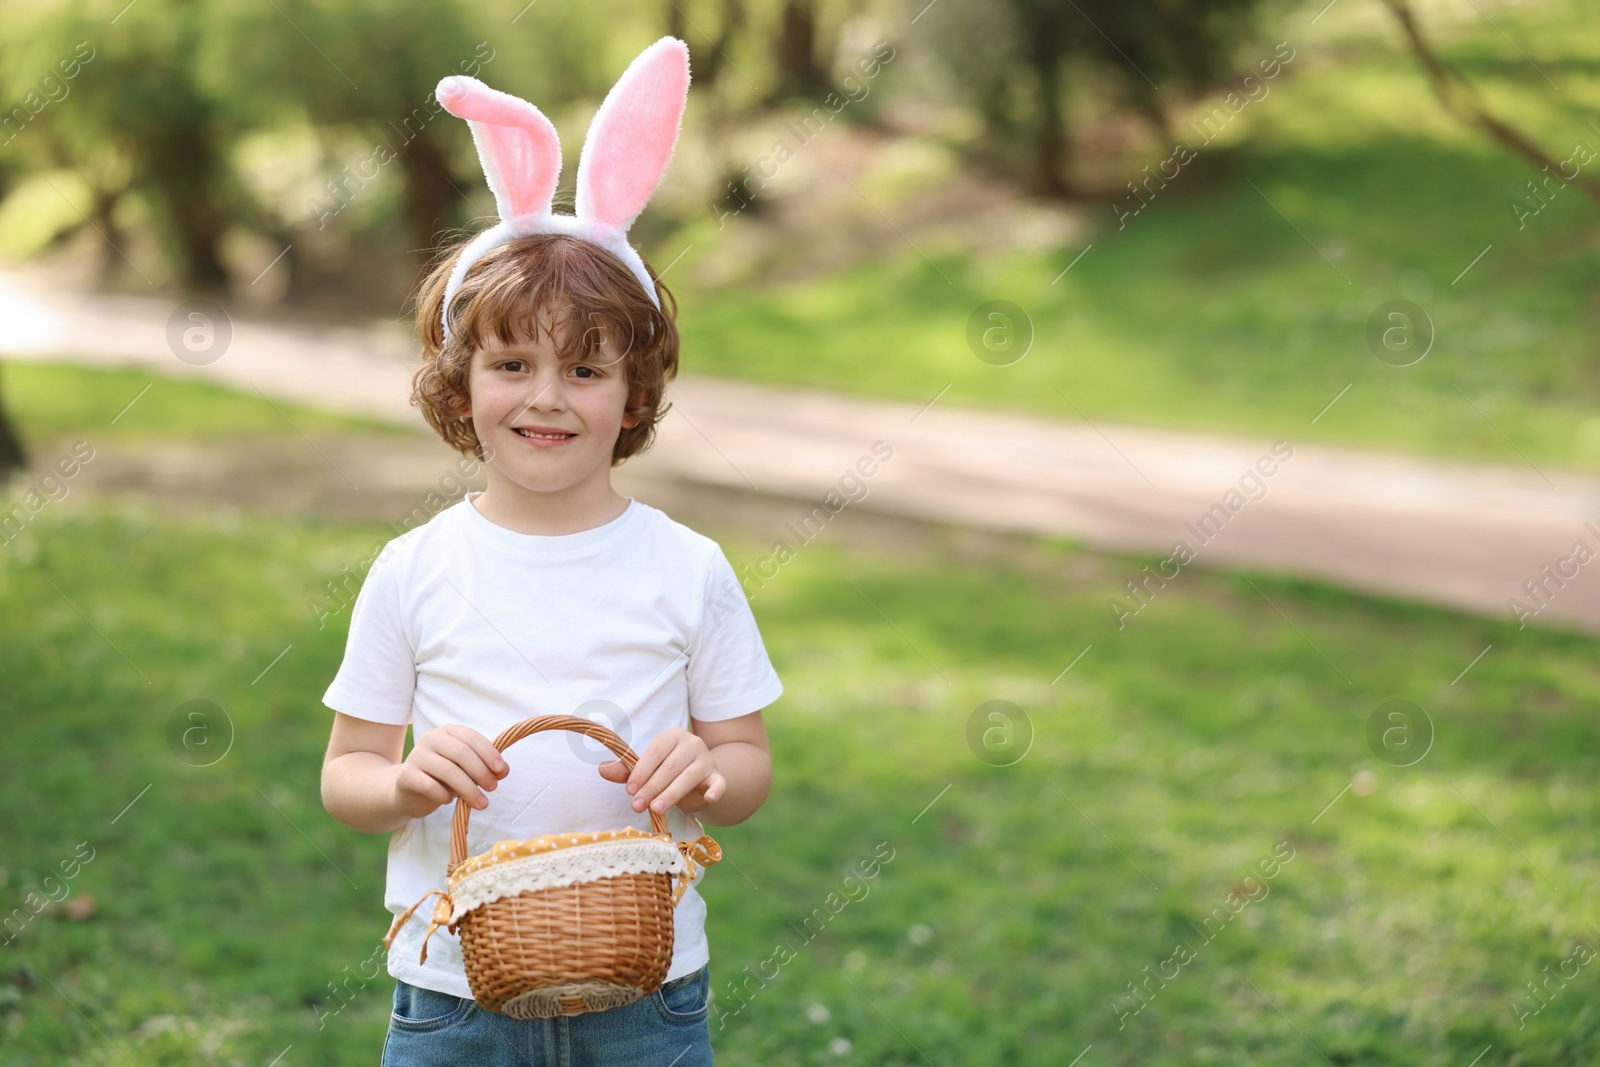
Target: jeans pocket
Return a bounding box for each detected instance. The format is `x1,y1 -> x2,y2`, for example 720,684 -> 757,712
390,980 -> 474,1033
653,965 -> 710,1025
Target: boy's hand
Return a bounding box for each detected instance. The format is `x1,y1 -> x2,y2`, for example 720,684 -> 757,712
597,728 -> 724,816
394,724 -> 510,819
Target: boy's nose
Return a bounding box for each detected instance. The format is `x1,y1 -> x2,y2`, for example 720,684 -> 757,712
517,376 -> 567,412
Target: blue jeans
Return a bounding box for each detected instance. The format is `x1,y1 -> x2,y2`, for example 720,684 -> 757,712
381,965 -> 713,1066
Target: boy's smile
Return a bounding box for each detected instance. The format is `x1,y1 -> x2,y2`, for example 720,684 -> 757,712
510,426 -> 578,445
459,311 -> 639,532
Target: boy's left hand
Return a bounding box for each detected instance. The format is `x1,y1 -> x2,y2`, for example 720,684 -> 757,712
598,728 -> 725,816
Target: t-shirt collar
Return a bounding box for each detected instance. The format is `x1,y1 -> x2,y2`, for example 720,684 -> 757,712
458,490 -> 640,557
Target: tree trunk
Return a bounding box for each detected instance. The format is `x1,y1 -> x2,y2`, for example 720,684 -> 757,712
1137,94 -> 1173,149
88,185 -> 126,284
138,122 -> 232,292
771,0 -> 832,103
0,363 -> 29,484
1026,48 -> 1074,197
398,132 -> 459,265
667,0 -> 744,92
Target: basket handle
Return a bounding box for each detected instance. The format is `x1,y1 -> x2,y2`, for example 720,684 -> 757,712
446,713 -> 670,876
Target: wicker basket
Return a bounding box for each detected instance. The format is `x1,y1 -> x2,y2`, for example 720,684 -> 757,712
382,714 -> 722,1019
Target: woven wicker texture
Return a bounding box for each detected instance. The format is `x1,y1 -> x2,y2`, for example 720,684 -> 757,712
382,714 -> 722,1019
459,871 -> 676,1018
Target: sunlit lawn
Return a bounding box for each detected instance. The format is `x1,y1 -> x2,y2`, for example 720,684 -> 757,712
0,372 -> 1595,1064
674,2 -> 1600,476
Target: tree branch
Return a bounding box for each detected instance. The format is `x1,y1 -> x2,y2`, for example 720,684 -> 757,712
1380,0 -> 1600,209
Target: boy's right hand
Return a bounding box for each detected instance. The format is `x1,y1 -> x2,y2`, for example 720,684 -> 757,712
393,724 -> 510,819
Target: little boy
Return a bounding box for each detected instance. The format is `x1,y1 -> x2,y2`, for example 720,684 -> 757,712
319,231 -> 782,1066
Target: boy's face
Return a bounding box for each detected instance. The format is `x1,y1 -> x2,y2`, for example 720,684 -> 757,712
460,311 -> 638,499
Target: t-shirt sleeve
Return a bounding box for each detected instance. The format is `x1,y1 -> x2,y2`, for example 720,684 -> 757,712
321,550 -> 417,726
685,547 -> 783,722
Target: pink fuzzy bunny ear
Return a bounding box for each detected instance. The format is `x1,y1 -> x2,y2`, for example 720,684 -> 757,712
436,75 -> 561,221
575,37 -> 691,233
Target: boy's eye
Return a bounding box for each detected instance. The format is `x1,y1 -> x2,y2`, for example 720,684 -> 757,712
493,359 -> 602,378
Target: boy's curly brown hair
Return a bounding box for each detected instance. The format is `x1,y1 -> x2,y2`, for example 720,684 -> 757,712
410,232 -> 680,466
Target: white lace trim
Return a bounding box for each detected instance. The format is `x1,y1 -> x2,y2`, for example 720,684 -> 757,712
449,837 -> 686,922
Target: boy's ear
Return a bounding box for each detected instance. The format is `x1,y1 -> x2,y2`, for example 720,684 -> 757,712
620,391 -> 643,430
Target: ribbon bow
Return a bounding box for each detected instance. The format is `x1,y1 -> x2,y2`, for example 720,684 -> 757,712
383,888 -> 456,966
672,833 -> 723,904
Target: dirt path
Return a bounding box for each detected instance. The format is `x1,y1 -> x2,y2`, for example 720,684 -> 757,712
4,265 -> 1597,636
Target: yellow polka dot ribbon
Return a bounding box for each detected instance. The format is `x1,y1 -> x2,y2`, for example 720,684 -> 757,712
672,833 -> 722,904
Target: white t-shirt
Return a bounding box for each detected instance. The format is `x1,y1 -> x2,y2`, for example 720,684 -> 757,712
321,490 -> 783,1001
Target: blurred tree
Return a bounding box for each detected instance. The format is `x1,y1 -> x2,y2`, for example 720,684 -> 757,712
1381,0 -> 1600,210
665,0 -> 763,229
3,0 -> 866,300
0,363 -> 25,484
666,0 -> 747,93
770,0 -> 833,103
2,0 -> 618,293
197,0 -> 494,275
203,0 -> 648,270
11,0 -> 242,291
915,0 -> 1288,196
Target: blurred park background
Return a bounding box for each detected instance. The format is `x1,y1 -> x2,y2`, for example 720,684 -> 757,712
1,0 -> 1598,1064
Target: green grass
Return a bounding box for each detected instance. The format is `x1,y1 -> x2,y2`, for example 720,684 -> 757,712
1,481 -> 1595,1064
2,6 -> 1599,1061
672,1 -> 1600,474
0,360 -> 414,448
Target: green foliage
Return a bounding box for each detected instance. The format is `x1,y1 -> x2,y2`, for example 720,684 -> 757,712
908,0 -> 1297,191
1,1 -> 249,285
192,0 -> 490,127
0,0 -> 716,285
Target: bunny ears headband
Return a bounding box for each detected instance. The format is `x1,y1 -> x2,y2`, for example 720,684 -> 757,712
434,37 -> 691,345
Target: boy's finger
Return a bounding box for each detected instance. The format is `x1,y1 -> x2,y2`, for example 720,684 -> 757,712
625,735 -> 674,795
635,752 -> 701,813
442,733 -> 501,793
653,775 -> 692,813
630,745 -> 692,807
648,768 -> 712,814
454,727 -> 510,778
703,772 -> 726,804
427,755 -> 491,810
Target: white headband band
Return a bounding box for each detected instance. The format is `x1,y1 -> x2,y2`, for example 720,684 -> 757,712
435,37 -> 691,346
